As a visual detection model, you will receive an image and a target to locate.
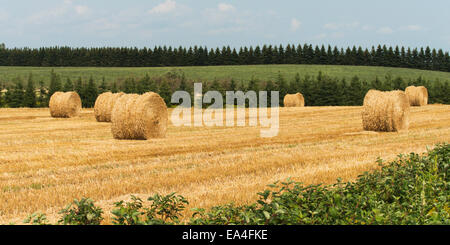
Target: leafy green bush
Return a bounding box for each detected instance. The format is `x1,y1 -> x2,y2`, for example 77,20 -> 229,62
57,198 -> 104,225
111,195 -> 145,225
21,143 -> 449,225
23,212 -> 50,225
144,193 -> 189,225
190,143 -> 449,225
111,193 -> 189,225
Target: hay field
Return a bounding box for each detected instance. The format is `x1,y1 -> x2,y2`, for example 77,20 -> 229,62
0,105 -> 449,224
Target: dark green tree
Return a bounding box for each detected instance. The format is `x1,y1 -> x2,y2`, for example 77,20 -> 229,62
274,72 -> 288,106
264,80 -> 276,105
336,78 -> 348,106
247,76 -> 259,92
147,77 -> 158,93
178,73 -> 188,92
289,73 -> 301,94
48,69 -> 62,98
300,75 -> 312,105
8,81 -> 25,107
75,77 -> 83,94
4,87 -> 13,107
111,81 -> 119,93
209,78 -> 223,92
371,76 -> 383,90
381,73 -> 393,91
63,78 -> 74,92
98,77 -> 108,94
158,80 -> 172,106
392,76 -> 405,90
37,80 -> 48,107
348,75 -> 363,105
245,77 -> 260,107
319,77 -> 339,105
123,78 -> 136,93
228,78 -> 237,91
0,88 -> 4,107
24,73 -> 37,108
83,76 -> 98,108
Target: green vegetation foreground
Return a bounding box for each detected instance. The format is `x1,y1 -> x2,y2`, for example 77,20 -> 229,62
24,143 -> 449,225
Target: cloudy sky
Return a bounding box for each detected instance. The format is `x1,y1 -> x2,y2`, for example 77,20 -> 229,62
0,0 -> 449,50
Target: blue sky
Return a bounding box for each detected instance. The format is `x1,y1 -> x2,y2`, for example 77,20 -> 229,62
0,0 -> 449,50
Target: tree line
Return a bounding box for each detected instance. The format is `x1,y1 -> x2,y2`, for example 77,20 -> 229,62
0,43 -> 449,72
0,70 -> 448,109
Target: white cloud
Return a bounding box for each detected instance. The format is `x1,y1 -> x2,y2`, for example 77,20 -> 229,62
149,0 -> 176,14
324,23 -> 338,30
86,18 -> 120,32
25,1 -> 92,24
27,6 -> 69,24
290,18 -> 301,31
347,21 -> 360,28
267,10 -> 277,16
312,33 -> 327,40
200,5 -> 255,37
324,21 -> 359,30
405,25 -> 422,31
203,5 -> 240,25
362,25 -> 371,31
0,9 -> 9,21
218,3 -> 235,12
74,5 -> 90,15
331,32 -> 344,38
208,26 -> 245,35
443,35 -> 450,44
377,27 -> 393,34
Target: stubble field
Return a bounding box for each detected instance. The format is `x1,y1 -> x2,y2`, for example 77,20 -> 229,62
0,105 -> 449,224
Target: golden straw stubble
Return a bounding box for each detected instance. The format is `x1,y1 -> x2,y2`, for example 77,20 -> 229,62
405,86 -> 428,106
49,91 -> 82,118
94,92 -> 125,122
362,89 -> 410,132
284,93 -> 305,107
111,92 -> 168,140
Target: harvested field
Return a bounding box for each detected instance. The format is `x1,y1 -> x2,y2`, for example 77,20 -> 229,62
0,105 -> 449,224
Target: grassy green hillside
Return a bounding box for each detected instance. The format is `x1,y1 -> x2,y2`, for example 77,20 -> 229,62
0,64 -> 449,86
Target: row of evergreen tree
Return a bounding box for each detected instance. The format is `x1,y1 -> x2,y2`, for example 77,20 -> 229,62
0,44 -> 449,72
1,70 -> 448,108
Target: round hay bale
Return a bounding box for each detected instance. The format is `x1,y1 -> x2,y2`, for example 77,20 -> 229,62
94,92 -> 125,122
405,86 -> 428,106
111,92 -> 168,140
49,91 -> 82,118
283,93 -> 305,107
362,89 -> 410,132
